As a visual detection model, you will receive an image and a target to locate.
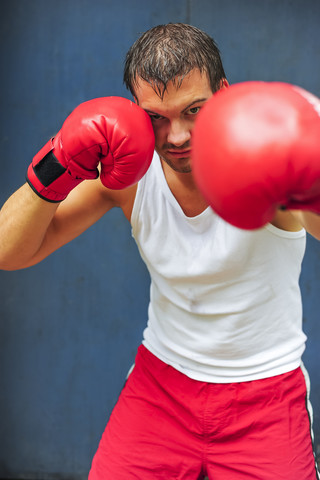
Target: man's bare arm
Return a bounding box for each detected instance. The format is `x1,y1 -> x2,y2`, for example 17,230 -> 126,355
0,180 -> 115,271
291,210 -> 320,241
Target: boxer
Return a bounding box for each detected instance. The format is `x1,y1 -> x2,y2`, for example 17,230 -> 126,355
0,23 -> 319,480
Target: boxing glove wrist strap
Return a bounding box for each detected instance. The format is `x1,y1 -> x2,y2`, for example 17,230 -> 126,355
26,138 -> 87,203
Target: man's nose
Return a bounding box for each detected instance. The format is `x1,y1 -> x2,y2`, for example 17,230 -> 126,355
167,120 -> 191,147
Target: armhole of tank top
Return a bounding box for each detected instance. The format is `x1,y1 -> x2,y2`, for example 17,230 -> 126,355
130,168 -> 147,236
265,222 -> 306,239
131,152 -> 160,235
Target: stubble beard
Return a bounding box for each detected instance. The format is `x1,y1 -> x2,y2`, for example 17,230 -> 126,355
161,155 -> 192,173
159,142 -> 193,174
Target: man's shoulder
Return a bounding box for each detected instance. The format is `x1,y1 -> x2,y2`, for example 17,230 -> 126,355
99,181 -> 138,221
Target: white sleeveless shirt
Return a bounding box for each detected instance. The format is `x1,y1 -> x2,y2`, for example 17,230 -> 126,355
131,152 -> 307,383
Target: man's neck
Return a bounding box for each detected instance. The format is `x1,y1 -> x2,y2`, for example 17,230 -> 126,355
160,158 -> 208,217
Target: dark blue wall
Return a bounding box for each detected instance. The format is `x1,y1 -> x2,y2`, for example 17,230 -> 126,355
0,0 -> 319,477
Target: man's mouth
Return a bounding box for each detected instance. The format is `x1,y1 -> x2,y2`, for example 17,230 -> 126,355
166,149 -> 191,158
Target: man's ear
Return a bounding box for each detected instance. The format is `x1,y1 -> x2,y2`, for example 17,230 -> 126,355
220,78 -> 229,89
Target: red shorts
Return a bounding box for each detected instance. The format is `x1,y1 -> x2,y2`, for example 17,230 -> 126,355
89,345 -> 319,480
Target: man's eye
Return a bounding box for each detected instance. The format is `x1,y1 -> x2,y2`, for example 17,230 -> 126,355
149,114 -> 164,121
187,106 -> 201,115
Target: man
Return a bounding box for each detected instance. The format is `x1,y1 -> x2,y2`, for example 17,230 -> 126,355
0,23 -> 319,479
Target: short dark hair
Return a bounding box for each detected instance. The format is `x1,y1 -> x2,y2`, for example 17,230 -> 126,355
123,23 -> 226,99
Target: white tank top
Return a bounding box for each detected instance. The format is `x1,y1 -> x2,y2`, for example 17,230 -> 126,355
131,152 -> 307,383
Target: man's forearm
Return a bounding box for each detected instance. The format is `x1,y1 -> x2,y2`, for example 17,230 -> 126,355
0,183 -> 59,270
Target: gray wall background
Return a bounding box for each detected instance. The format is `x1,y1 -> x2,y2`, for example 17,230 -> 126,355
0,0 -> 319,477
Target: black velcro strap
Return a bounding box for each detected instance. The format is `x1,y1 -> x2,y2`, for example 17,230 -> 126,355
33,150 -> 66,186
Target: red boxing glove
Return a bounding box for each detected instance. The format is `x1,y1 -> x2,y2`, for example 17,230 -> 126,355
192,81 -> 320,229
27,97 -> 155,202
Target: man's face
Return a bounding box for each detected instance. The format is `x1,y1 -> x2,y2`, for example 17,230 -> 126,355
134,69 -> 214,173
